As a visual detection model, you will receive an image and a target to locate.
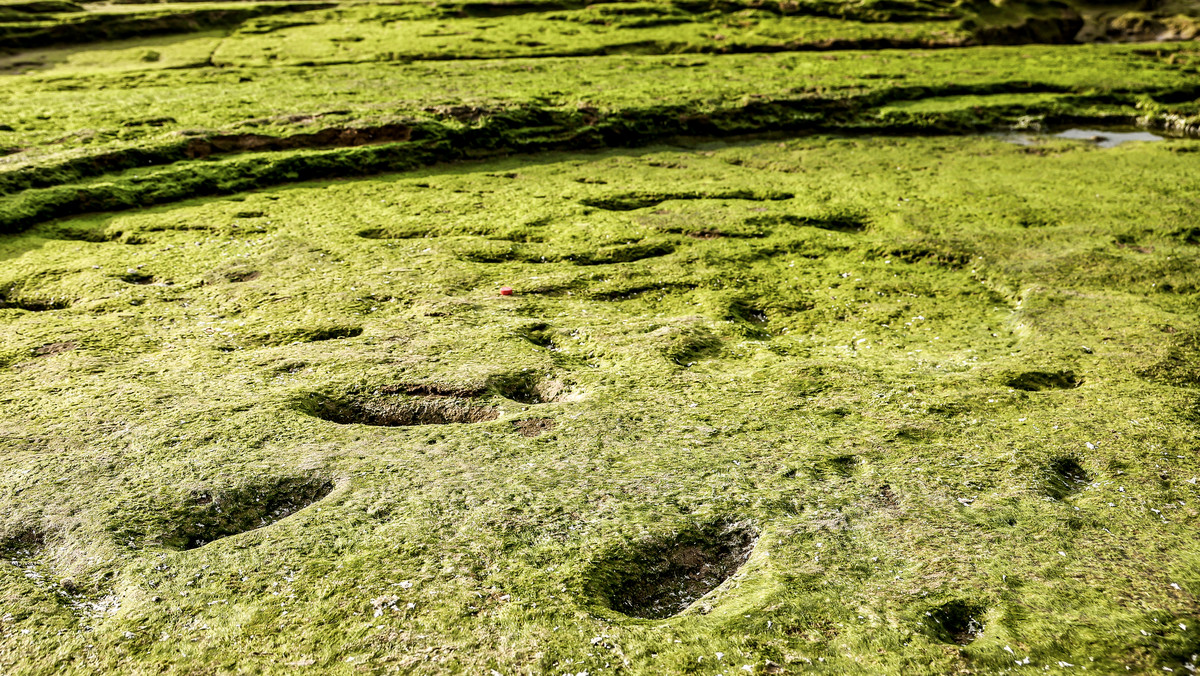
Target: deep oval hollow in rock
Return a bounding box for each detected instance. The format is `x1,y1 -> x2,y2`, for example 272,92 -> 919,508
594,522 -> 757,619
164,476 -> 335,551
929,600 -> 987,645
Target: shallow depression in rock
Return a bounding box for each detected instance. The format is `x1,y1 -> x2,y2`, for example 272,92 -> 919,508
0,291 -> 69,311
307,394 -> 500,426
1044,456 -> 1091,499
1005,370 -> 1081,391
486,372 -> 571,404
0,527 -> 46,559
512,417 -> 555,437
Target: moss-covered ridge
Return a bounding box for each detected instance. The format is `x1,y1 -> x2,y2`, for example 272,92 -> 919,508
2,43 -> 1200,232
0,1 -> 336,50
5,36 -> 1198,165
3,0 -> 1197,54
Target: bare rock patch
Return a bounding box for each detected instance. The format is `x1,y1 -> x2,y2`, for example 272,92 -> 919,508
513,417 -> 556,437
32,340 -> 76,357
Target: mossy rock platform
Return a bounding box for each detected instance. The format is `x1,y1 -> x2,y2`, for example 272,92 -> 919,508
2,0 -> 1200,673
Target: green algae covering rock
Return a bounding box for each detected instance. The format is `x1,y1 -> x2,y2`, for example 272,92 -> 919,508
1,133 -> 1199,673
1,0 -> 1200,672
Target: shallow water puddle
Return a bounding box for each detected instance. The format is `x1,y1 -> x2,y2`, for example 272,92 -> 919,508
1054,128 -> 1164,147
998,128 -> 1164,148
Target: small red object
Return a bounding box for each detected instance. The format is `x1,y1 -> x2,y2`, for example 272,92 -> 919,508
499,287 -> 513,296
